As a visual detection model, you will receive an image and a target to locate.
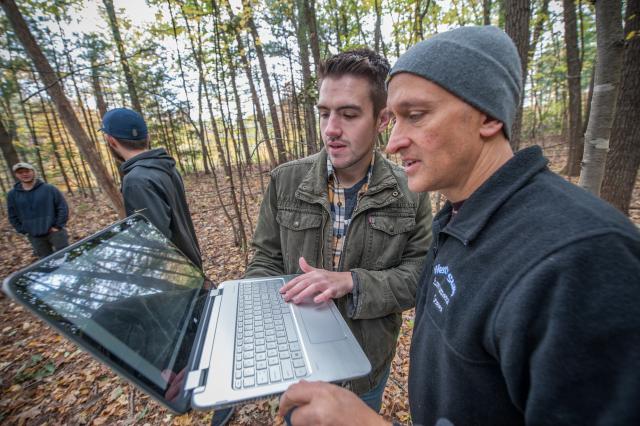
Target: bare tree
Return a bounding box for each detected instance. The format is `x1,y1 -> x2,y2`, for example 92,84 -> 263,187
578,0 -> 624,195
561,0 -> 583,176
0,118 -> 20,172
601,0 -> 640,214
504,0 -> 531,150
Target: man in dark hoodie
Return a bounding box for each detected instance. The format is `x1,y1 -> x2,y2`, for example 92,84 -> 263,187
101,108 -> 202,269
7,162 -> 69,258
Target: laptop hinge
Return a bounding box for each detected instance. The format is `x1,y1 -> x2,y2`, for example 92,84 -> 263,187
184,368 -> 208,391
210,288 -> 222,297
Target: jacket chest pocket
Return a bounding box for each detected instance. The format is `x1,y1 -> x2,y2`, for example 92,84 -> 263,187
276,209 -> 323,273
365,213 -> 416,269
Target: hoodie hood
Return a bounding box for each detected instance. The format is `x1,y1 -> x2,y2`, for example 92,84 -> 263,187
120,148 -> 176,176
13,178 -> 44,192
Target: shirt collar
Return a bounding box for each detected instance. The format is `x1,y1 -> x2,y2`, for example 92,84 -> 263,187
327,151 -> 375,188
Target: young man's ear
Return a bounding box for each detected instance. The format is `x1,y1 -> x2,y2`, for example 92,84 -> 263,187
479,115 -> 504,139
377,108 -> 392,132
104,134 -> 119,149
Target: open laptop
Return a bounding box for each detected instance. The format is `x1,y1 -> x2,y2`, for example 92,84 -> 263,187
2,214 -> 371,414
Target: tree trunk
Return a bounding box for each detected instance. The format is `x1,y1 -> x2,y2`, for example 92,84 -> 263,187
578,0 -> 624,195
296,0 -> 319,155
102,0 -> 143,116
41,100 -> 73,194
229,56 -> 252,167
303,0 -> 322,74
561,0 -> 583,176
374,0 -> 383,52
89,54 -> 108,118
504,0 -> 531,151
25,103 -> 48,182
483,0 -> 492,25
1,0 -> 124,215
0,118 -> 20,173
223,1 -> 277,168
242,1 -> 286,163
600,0 -> 640,214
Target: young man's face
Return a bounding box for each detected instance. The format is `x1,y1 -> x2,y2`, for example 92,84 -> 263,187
386,73 -> 486,197
317,75 -> 387,175
14,168 -> 35,184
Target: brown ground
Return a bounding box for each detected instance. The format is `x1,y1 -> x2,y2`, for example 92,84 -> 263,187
0,142 -> 638,425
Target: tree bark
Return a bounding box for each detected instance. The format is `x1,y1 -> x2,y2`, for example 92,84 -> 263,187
242,0 -> 286,163
296,0 -> 319,155
578,0 -> 624,195
504,0 -> 531,150
561,0 -> 583,176
600,0 -> 640,214
41,99 -> 73,193
0,118 -> 20,173
483,0 -> 492,25
89,53 -> 108,119
374,0 -> 383,52
1,0 -> 124,215
102,0 -> 143,116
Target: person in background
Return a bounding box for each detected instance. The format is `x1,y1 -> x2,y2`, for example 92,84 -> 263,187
100,107 -> 202,269
279,25 -> 640,426
7,162 -> 69,259
101,108 -> 233,425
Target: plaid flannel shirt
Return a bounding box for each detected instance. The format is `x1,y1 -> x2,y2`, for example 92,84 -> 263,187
327,155 -> 374,271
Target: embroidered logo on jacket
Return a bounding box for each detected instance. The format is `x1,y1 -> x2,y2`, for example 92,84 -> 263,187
431,264 -> 457,313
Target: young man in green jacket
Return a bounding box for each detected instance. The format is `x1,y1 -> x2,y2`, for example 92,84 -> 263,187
245,49 -> 433,412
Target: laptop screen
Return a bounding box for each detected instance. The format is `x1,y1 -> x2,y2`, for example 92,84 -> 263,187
5,215 -> 207,413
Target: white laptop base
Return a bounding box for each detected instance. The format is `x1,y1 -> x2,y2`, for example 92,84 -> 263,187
188,276 -> 371,409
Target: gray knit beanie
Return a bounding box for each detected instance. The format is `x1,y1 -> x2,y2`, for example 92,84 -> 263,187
389,26 -> 522,140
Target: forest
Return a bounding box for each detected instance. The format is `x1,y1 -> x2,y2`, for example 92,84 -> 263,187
0,0 -> 639,424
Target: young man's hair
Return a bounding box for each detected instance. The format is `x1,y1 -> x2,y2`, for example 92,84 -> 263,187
318,48 -> 390,117
113,136 -> 149,151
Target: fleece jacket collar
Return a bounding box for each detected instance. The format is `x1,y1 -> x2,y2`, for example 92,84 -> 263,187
436,145 -> 548,245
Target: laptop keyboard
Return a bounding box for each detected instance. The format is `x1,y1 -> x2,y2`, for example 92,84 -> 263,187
233,279 -> 308,389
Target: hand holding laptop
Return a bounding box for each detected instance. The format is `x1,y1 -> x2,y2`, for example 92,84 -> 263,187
279,380 -> 388,426
280,257 -> 354,304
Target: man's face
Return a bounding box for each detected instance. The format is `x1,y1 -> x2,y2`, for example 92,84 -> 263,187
317,75 -> 385,174
386,73 -> 486,196
14,168 -> 35,184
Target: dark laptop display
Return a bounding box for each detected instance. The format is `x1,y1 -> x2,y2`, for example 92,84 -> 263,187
6,215 -> 207,413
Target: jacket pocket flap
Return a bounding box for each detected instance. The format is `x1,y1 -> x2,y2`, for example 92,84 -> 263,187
368,215 -> 415,235
276,210 -> 322,231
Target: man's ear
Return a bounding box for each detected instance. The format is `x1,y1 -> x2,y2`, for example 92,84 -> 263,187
377,108 -> 392,132
105,134 -> 119,149
479,115 -> 504,138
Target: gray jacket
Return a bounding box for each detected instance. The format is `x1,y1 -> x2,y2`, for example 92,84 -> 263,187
246,149 -> 433,394
120,148 -> 202,268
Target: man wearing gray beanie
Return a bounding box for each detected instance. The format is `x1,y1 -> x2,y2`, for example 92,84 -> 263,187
279,26 -> 640,425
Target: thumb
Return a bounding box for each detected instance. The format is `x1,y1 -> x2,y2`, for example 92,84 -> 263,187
299,257 -> 316,273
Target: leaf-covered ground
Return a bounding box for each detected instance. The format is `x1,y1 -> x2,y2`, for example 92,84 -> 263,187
0,144 -> 638,425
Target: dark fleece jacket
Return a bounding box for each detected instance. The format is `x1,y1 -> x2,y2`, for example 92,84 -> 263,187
409,146 -> 640,425
120,148 -> 202,268
7,179 -> 68,237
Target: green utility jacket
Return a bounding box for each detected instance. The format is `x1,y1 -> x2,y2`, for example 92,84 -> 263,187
245,149 -> 433,394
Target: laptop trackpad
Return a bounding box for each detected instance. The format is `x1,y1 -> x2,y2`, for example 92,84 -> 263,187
297,303 -> 346,343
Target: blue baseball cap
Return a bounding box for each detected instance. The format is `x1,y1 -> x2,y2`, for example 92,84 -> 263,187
100,108 -> 148,140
